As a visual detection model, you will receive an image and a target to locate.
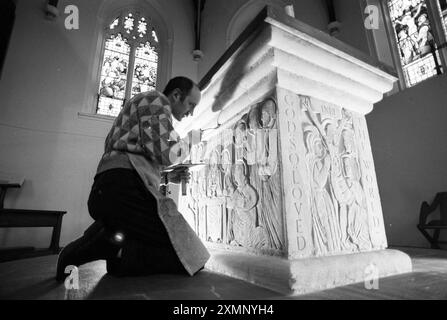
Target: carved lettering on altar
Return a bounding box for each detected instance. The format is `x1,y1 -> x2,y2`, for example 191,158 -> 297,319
353,116 -> 386,248
283,94 -> 307,252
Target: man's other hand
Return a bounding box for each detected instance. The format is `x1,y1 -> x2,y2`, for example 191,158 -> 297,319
167,167 -> 191,184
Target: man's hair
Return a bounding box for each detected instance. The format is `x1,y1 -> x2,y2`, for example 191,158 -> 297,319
163,76 -> 197,100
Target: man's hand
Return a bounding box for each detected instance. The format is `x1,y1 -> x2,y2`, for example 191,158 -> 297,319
167,167 -> 191,184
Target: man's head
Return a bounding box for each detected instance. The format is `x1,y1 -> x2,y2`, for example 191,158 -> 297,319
163,77 -> 201,121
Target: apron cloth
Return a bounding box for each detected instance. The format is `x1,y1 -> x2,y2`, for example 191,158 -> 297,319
128,154 -> 210,276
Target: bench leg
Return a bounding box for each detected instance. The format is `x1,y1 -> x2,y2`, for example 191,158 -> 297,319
50,215 -> 63,254
433,229 -> 441,249
417,225 -> 440,249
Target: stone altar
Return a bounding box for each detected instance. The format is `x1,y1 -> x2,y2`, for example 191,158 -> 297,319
176,6 -> 412,295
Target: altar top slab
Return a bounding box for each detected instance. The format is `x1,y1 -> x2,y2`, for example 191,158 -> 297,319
199,5 -> 397,91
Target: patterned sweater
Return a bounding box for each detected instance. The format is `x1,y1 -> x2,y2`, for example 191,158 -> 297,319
96,91 -> 186,187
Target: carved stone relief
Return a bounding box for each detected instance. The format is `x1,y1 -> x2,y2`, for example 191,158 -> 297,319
184,96 -> 285,254
301,95 -> 374,255
183,90 -> 383,258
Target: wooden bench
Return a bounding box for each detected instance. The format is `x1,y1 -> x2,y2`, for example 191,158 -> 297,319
0,175 -> 66,262
417,192 -> 447,249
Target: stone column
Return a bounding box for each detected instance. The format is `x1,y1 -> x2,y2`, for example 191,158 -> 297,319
176,6 -> 411,295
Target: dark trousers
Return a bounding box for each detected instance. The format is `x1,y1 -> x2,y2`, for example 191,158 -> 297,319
87,168 -> 186,275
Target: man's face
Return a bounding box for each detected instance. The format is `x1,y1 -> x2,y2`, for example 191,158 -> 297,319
171,86 -> 201,121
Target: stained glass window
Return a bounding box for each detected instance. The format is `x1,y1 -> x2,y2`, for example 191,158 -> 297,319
97,34 -> 130,117
138,18 -> 147,38
436,0 -> 447,36
124,13 -> 135,34
96,11 -> 160,117
387,0 -> 442,87
132,42 -> 158,96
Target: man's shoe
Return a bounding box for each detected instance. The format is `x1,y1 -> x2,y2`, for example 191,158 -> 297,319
56,225 -> 120,282
106,238 -> 187,277
105,244 -> 141,277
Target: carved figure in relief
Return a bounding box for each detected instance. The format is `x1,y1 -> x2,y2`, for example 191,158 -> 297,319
192,142 -> 206,164
198,167 -> 207,199
257,99 -> 278,180
221,149 -> 235,244
186,170 -> 200,233
323,114 -> 350,252
234,119 -> 255,163
234,119 -> 247,161
305,126 -> 338,255
301,96 -> 374,253
221,149 -> 235,197
207,148 -> 223,198
340,129 -> 372,250
303,99 -> 344,253
246,112 -> 257,166
190,144 -> 200,164
228,160 -> 266,248
248,99 -> 284,251
327,135 -> 354,250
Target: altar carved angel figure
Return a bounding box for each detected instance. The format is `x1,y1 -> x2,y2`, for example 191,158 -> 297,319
340,129 -> 372,251
305,126 -> 340,255
221,149 -> 236,244
302,98 -> 347,253
234,118 -> 255,163
227,160 -> 266,248
186,170 -> 200,232
247,99 -> 284,250
207,149 -> 223,198
253,99 -> 278,180
221,149 -> 235,198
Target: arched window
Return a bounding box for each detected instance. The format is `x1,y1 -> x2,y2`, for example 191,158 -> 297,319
438,0 -> 447,34
96,11 -> 160,117
386,0 -> 447,87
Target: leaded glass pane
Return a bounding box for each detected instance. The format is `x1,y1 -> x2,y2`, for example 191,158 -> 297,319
131,42 -> 158,97
152,30 -> 158,43
388,0 -> 439,86
97,97 -> 126,117
124,13 -> 134,34
138,17 -> 147,38
402,51 -> 439,86
436,0 -> 447,36
97,11 -> 160,117
97,34 -> 130,116
109,17 -> 119,30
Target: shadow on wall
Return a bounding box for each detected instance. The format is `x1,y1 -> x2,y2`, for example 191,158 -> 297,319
225,0 -> 287,48
199,8 -> 269,113
367,74 -> 447,248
